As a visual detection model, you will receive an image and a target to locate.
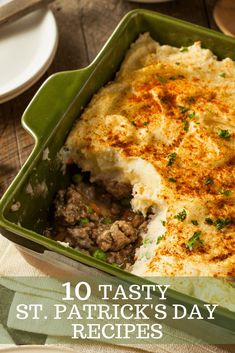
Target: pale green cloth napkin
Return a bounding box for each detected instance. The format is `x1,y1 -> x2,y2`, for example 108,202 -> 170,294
0,234 -> 233,353
0,324 -> 15,345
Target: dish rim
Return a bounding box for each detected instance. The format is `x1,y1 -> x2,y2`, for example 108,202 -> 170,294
0,8 -> 235,334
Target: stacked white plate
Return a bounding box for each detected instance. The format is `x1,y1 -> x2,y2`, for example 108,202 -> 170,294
0,3 -> 58,103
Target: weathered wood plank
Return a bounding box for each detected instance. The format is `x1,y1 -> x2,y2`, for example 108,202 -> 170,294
0,79 -> 43,195
48,0 -> 90,71
79,0 -> 209,62
0,103 -> 22,195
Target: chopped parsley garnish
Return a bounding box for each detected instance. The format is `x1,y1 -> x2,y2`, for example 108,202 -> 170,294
111,263 -> 120,268
205,218 -> 213,225
92,249 -> 107,261
183,121 -> 189,132
156,235 -> 163,245
175,62 -> 181,65
204,177 -> 213,185
218,129 -> 231,139
167,152 -> 177,166
140,252 -> 150,260
143,121 -> 149,126
144,238 -> 151,245
219,189 -> 231,196
219,72 -> 226,78
72,174 -> 83,184
161,220 -> 166,227
214,218 -> 231,230
204,217 -> 231,229
157,76 -> 167,84
80,218 -> 89,225
179,105 -> 189,113
188,111 -> 196,119
180,47 -> 189,52
168,177 -> 176,183
170,76 -> 177,80
187,96 -> 196,103
102,217 -> 113,225
174,209 -> 187,222
120,197 -> 132,207
87,207 -> 94,214
191,220 -> 198,226
186,231 -> 204,251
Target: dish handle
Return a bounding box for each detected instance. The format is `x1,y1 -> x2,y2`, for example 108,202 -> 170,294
21,68 -> 90,144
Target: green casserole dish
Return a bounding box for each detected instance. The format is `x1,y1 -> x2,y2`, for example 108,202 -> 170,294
0,9 -> 235,342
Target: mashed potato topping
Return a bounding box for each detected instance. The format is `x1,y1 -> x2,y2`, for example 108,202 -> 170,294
66,33 -> 235,280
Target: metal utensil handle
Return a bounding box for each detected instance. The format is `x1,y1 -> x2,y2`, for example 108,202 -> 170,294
0,0 -> 55,26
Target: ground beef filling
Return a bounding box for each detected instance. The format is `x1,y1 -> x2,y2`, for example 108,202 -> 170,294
46,179 -> 147,268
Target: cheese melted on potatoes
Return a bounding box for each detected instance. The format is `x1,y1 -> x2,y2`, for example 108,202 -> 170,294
66,33 -> 235,282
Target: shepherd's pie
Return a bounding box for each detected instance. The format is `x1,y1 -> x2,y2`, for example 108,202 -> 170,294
64,33 -> 235,279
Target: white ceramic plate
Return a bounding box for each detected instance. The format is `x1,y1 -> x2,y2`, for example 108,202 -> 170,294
0,7 -> 58,103
0,346 -> 74,353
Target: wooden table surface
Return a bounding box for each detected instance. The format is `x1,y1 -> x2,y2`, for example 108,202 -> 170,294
0,0 -> 219,197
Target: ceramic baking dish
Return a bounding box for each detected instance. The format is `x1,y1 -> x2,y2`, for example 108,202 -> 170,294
0,9 -> 234,342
